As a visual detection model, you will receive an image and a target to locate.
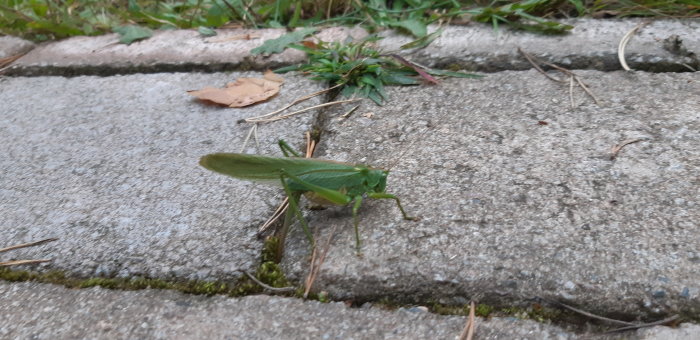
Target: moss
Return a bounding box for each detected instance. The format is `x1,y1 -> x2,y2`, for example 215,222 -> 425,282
0,266 -> 269,298
261,236 -> 281,263
475,304 -> 494,317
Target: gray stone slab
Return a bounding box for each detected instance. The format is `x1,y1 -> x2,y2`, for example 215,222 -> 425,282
282,70 -> 700,318
1,72 -> 321,280
638,323 -> 700,340
0,281 -> 585,339
0,36 -> 35,59
378,19 -> 700,72
6,27 -> 367,76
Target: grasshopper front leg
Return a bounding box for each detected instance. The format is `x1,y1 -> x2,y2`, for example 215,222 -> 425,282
367,192 -> 416,221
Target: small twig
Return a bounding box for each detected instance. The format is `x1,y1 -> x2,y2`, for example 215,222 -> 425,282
549,300 -> 637,326
574,76 -> 601,105
610,139 -> 644,160
604,315 -> 681,334
569,75 -> 575,108
240,270 -> 296,292
458,301 -> 477,340
258,199 -> 289,235
518,48 -> 565,83
0,52 -> 29,74
618,22 -> 650,71
519,47 -> 600,106
239,123 -> 259,153
338,104 -> 360,121
0,238 -> 58,253
245,84 -> 342,122
0,259 -> 52,267
304,224 -> 338,298
246,98 -> 362,123
304,131 -> 317,158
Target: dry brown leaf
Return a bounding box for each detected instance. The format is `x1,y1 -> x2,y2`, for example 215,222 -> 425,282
264,69 -> 285,83
188,73 -> 284,107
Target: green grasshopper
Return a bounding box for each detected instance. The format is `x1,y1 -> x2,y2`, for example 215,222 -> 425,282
199,140 -> 415,255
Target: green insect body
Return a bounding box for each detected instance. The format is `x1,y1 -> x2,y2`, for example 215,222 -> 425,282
199,142 -> 414,254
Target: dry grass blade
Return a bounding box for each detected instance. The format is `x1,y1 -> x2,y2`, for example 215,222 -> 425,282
240,270 -> 296,293
610,139 -> 644,160
574,76 -> 601,105
0,259 -> 51,267
553,300 -> 637,326
259,199 -> 290,234
458,301 -> 476,340
245,83 -> 342,122
1,238 -> 57,267
604,315 -> 681,333
338,104 -> 361,121
518,47 -> 565,83
618,22 -> 650,71
569,75 -> 575,108
0,52 -> 28,73
258,132 -> 317,235
518,47 -> 600,106
0,238 -> 58,253
239,123 -> 260,153
303,224 -> 338,298
246,98 -> 362,123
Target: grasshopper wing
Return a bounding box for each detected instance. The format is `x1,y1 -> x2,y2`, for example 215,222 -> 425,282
199,153 -> 357,187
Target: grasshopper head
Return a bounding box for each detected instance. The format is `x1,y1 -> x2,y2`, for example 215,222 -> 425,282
365,168 -> 389,193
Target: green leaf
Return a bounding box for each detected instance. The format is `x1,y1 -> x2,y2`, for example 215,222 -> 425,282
251,27 -> 318,55
198,26 -> 217,37
367,89 -> 383,105
341,85 -> 358,98
113,25 -> 153,44
389,19 -> 427,37
273,65 -> 301,73
401,28 -> 444,49
383,72 -> 419,85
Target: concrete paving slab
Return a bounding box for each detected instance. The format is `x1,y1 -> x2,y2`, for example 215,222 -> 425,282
637,322 -> 700,340
0,281 -> 585,339
0,36 -> 35,59
282,70 -> 700,318
378,19 -> 700,72
1,72 -> 321,281
6,27 -> 367,76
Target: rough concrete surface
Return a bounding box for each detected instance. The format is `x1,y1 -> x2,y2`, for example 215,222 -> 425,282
282,70 -> 700,318
1,281 -> 694,339
0,281 -> 584,340
2,18 -> 700,339
7,26 -> 367,76
637,322 -> 700,340
378,19 -> 699,72
0,36 -> 35,59
1,72 -> 320,281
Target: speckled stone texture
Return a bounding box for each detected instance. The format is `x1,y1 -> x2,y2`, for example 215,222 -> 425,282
282,70 -> 700,318
378,19 -> 700,72
6,27 -> 367,76
0,36 -> 35,58
1,72 -> 320,281
1,281 -> 582,339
